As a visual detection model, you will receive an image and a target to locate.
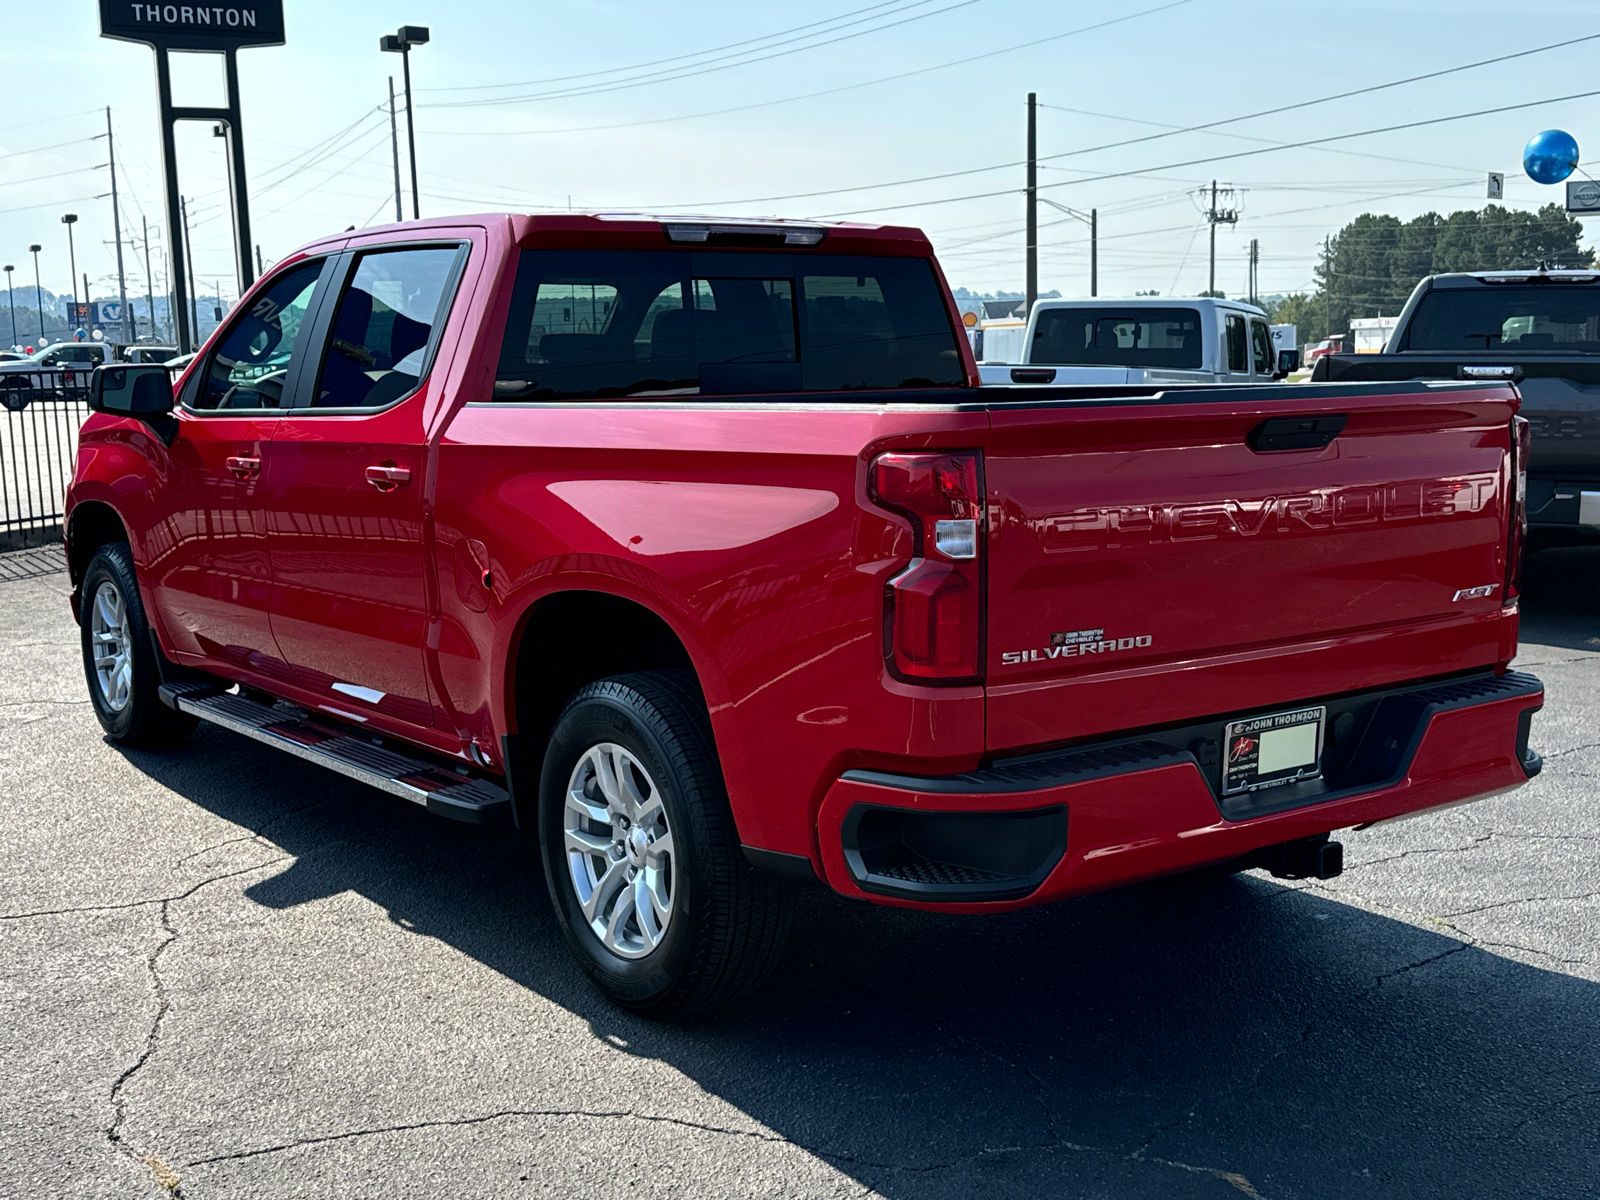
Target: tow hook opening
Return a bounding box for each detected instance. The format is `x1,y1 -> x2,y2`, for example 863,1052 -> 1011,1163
1247,834 -> 1344,881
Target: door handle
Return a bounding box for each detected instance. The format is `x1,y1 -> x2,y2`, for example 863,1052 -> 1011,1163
225,455 -> 261,479
365,464 -> 412,492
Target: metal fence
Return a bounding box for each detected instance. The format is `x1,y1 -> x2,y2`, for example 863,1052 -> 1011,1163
0,371 -> 91,550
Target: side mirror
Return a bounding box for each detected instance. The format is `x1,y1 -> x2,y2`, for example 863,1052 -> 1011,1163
90,363 -> 174,418
1275,348 -> 1301,378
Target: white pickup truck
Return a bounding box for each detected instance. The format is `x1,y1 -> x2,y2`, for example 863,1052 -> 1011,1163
978,296 -> 1295,386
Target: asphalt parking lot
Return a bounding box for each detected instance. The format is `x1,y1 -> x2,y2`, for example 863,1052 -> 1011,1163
2,542 -> 1596,1200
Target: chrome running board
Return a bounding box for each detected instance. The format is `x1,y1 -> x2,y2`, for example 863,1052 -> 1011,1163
159,683 -> 508,824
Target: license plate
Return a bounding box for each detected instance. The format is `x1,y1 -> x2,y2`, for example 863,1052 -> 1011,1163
1222,705 -> 1325,796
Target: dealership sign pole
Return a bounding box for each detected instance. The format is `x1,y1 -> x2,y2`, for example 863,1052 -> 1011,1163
98,2 -> 285,354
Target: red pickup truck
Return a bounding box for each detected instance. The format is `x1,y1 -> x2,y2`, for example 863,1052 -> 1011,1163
66,213 -> 1543,1015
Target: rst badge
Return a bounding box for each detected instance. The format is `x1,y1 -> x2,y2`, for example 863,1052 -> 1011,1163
1001,630 -> 1152,666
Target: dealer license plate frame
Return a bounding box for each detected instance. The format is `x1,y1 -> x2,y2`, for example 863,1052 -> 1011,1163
1221,705 -> 1326,797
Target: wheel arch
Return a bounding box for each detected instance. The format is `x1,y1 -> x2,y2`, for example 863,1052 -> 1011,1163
500,584 -> 735,832
66,500 -> 130,585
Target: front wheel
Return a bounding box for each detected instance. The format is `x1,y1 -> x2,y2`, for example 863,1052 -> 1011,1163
538,671 -> 792,1017
79,542 -> 197,746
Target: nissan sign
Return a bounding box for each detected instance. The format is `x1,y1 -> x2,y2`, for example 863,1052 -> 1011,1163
1567,179 -> 1600,215
99,1 -> 285,50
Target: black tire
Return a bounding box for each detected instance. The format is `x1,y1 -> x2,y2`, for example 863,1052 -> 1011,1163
79,542 -> 198,747
538,671 -> 792,1017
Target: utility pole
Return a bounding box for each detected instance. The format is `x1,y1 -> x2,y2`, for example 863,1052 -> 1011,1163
255,244 -> 264,276
387,77 -> 404,223
1321,235 -> 1332,336
1025,91 -> 1037,315
180,195 -> 198,339
142,215 -> 156,344
1248,238 -> 1259,306
1090,208 -> 1098,297
104,108 -> 131,343
1201,180 -> 1238,296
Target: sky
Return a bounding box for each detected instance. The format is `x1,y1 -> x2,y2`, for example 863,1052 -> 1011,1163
2,0 -> 1597,314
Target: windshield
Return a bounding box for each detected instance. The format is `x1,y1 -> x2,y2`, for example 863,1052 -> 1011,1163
1401,285 -> 1600,352
1029,307 -> 1203,369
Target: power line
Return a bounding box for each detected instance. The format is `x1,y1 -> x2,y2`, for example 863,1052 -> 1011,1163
430,0 -> 981,108
808,86 -> 1600,218
641,30 -> 1597,212
422,0 -> 942,93
423,0 -> 1194,135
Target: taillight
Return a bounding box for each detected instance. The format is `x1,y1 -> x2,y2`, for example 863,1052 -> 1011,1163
1505,415 -> 1530,602
869,451 -> 983,683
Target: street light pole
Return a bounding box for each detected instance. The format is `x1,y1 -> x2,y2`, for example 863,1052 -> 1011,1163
62,214 -> 80,316
1039,198 -> 1098,297
4,265 -> 15,349
381,26 -> 430,221
28,245 -> 43,343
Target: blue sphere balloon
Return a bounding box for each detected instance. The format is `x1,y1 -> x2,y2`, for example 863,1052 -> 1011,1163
1524,129 -> 1580,185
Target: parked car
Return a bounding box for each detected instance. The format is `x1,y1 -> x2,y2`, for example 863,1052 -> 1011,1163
977,296 -> 1297,385
1312,269 -> 1600,542
0,340 -> 112,373
65,213 -> 1543,1015
117,343 -> 180,364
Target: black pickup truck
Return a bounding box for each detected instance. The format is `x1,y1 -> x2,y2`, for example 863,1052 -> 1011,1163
1313,269 -> 1600,543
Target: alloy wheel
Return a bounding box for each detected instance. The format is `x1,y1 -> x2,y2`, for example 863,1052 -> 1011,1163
563,742 -> 676,959
90,580 -> 134,713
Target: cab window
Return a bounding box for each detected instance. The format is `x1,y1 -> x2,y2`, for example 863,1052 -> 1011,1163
1223,314 -> 1248,373
193,260 -> 322,410
310,245 -> 463,409
493,249 -> 962,400
1250,320 -> 1273,375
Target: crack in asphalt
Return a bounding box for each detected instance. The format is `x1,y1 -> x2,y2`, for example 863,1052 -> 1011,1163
0,859 -> 290,922
1540,740 -> 1600,761
99,852 -> 295,1198
1127,911 -> 1478,1169
1351,832 -> 1496,868
1438,891 -> 1600,919
107,896 -> 182,1195
181,1102 -> 1274,1196
1498,1087 -> 1600,1138
171,799 -> 334,869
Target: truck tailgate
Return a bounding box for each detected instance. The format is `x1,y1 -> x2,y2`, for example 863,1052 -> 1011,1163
982,384 -> 1518,753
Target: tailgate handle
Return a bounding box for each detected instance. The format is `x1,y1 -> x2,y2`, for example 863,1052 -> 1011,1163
1011,367 -> 1057,384
1248,414 -> 1348,453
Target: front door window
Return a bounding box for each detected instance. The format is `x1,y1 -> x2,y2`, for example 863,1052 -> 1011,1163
195,260 -> 322,410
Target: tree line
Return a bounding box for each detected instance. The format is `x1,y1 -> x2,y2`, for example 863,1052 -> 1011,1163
1264,203 -> 1591,344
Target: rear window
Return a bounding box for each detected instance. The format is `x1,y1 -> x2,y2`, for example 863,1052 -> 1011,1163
1402,285 -> 1600,352
1030,306 -> 1202,369
493,249 -> 963,400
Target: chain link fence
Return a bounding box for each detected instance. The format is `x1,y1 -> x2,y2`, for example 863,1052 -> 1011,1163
0,370 -> 91,551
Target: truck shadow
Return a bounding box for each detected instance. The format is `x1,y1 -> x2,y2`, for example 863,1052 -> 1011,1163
119,732 -> 1600,1199
1519,544 -> 1600,653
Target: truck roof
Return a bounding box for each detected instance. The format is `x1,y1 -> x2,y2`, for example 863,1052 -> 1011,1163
1423,269 -> 1600,288
297,213 -> 935,258
1030,295 -> 1268,315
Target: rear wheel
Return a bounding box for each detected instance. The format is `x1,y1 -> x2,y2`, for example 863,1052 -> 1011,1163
538,671 -> 792,1016
79,542 -> 197,746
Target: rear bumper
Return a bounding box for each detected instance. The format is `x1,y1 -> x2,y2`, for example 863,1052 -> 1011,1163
1527,478 -> 1600,533
814,671 -> 1543,911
